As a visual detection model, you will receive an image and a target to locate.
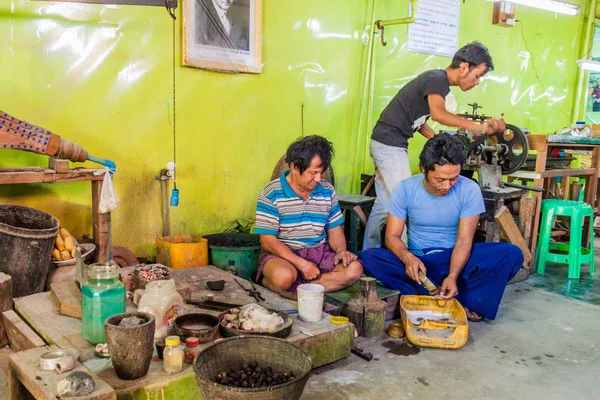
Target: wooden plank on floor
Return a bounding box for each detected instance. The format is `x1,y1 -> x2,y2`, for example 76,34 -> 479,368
0,272 -> 12,347
495,206 -> 533,266
50,281 -> 82,319
518,196 -> 536,255
8,345 -> 115,400
1,310 -> 45,352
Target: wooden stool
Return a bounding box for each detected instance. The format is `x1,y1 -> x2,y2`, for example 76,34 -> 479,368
337,194 -> 375,254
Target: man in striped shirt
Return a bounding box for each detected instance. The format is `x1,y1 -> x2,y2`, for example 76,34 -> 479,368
255,136 -> 363,297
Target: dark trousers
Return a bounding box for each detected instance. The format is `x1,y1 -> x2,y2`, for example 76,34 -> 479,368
358,243 -> 523,320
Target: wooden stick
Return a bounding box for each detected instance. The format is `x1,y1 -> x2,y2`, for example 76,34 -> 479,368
0,273 -> 12,347
495,206 -> 533,266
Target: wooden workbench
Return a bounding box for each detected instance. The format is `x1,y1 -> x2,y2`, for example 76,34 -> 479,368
8,345 -> 116,400
0,164 -> 110,262
12,266 -> 354,399
508,135 -> 600,264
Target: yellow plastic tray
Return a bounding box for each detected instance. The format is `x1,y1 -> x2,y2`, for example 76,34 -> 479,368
400,295 -> 468,349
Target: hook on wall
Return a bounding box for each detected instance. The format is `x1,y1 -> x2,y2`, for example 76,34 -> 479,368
165,0 -> 177,19
373,0 -> 418,47
376,20 -> 387,46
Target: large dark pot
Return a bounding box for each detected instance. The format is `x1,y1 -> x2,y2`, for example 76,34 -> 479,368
105,312 -> 155,380
0,205 -> 59,297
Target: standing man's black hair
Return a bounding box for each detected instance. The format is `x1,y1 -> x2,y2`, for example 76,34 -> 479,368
419,133 -> 467,173
286,135 -> 335,174
450,41 -> 494,73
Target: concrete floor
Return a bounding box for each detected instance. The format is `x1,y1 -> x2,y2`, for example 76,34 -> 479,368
1,248 -> 599,399
302,280 -> 600,400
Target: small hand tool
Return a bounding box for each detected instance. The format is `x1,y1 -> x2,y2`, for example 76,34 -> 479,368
351,346 -> 373,362
418,272 -> 447,306
234,278 -> 266,302
418,271 -> 438,295
186,299 -> 242,312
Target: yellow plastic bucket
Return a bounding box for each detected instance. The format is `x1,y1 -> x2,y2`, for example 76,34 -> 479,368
156,234 -> 208,269
400,295 -> 468,349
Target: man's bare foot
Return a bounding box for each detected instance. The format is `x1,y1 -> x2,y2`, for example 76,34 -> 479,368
464,307 -> 483,322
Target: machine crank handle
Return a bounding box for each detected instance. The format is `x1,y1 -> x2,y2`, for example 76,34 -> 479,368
504,182 -> 543,192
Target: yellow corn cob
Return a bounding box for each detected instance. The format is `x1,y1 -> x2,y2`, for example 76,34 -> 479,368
55,235 -> 65,251
61,249 -> 72,260
59,227 -> 70,240
52,248 -> 63,261
64,236 -> 75,253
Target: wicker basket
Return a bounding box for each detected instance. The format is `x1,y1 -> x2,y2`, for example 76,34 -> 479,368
194,336 -> 312,400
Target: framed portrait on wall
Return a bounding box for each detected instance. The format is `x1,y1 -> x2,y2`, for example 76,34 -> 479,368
183,0 -> 262,73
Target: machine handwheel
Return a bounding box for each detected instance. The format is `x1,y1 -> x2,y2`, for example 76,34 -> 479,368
486,124 -> 529,174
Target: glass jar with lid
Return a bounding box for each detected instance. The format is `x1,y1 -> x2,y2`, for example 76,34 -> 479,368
81,261 -> 126,344
184,337 -> 200,363
163,335 -> 184,373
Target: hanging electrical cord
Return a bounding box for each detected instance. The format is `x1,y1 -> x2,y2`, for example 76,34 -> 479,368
165,0 -> 179,206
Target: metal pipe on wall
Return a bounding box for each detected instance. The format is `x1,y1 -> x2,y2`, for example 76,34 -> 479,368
353,0 -> 419,189
352,0 -> 377,191
571,0 -> 597,123
156,169 -> 171,237
376,0 -> 418,27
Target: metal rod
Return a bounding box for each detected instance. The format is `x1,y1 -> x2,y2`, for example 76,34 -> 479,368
376,0 -> 417,27
160,179 -> 170,237
571,0 -> 596,123
505,182 -> 544,192
353,0 -> 377,188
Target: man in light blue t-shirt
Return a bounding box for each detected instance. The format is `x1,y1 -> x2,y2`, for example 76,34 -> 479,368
359,133 -> 523,321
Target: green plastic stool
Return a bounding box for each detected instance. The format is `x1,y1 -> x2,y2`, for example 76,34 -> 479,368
535,199 -> 595,279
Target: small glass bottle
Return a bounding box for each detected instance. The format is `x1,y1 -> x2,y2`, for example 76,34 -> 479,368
81,261 -> 125,344
163,335 -> 184,373
184,337 -> 200,364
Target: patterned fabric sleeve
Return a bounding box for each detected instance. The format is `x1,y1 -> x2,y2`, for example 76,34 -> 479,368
325,189 -> 344,230
255,190 -> 280,235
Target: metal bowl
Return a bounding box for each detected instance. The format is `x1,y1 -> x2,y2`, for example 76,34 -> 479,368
53,243 -> 96,267
218,308 -> 293,339
174,313 -> 220,343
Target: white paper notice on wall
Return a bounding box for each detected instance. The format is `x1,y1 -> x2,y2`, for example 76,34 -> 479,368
407,0 -> 460,58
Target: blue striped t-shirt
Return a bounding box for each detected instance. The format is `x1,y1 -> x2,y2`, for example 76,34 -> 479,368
255,171 -> 344,250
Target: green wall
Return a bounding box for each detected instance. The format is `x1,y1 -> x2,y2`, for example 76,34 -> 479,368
0,0 -> 590,257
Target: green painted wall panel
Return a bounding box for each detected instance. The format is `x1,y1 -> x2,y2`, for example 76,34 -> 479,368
0,0 -> 590,257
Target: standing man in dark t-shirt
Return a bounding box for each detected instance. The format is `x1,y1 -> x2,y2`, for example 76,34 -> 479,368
363,42 -> 506,250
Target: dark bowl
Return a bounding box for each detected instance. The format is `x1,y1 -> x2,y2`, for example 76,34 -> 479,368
207,280 -> 226,291
174,313 -> 220,343
218,309 -> 293,339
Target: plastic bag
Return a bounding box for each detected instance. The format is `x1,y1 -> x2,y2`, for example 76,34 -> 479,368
98,170 -> 119,214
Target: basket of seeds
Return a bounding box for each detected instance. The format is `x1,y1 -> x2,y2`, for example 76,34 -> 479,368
194,336 -> 312,400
